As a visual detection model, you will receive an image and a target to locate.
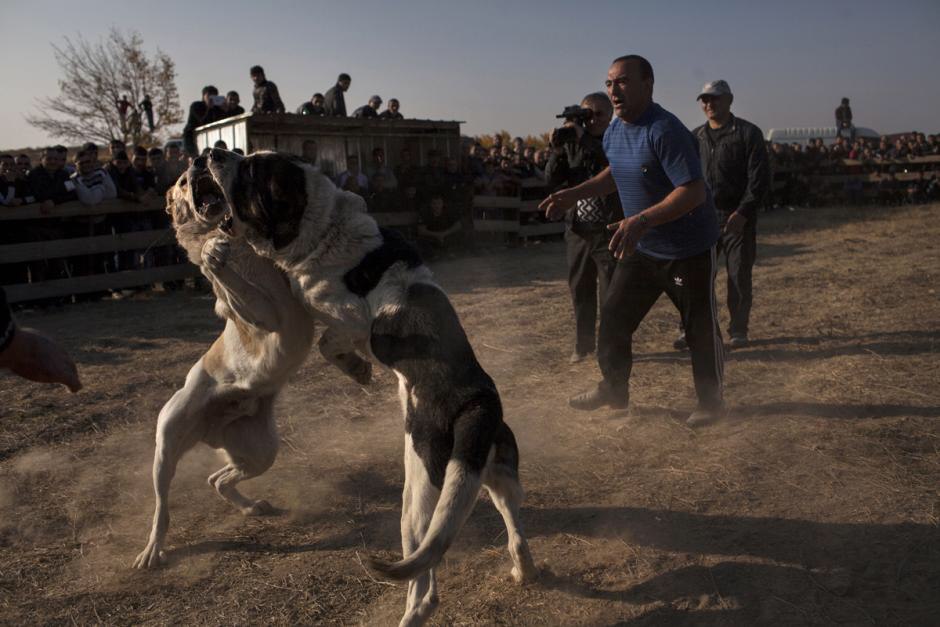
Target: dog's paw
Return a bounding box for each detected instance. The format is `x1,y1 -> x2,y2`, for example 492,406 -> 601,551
201,236 -> 231,273
511,563 -> 540,583
133,543 -> 167,569
243,499 -> 276,516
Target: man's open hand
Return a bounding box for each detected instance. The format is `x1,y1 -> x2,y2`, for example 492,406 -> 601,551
607,215 -> 649,260
539,188 -> 578,221
723,211 -> 746,236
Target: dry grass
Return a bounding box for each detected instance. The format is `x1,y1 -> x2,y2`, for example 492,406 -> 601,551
1,203 -> 938,625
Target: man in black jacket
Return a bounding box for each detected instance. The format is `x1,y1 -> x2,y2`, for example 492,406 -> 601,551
250,65 -> 285,114
546,93 -> 620,363
324,73 -> 351,117
183,86 -> 222,157
684,80 -> 769,349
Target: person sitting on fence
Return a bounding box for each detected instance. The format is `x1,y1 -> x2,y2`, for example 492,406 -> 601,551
132,146 -> 156,193
336,154 -> 368,195
365,147 -> 397,189
72,149 -> 117,206
417,194 -> 463,258
324,73 -> 351,117
250,65 -> 285,114
352,95 -> 382,119
378,98 -> 403,119
223,91 -> 245,118
297,93 -> 326,116
28,146 -> 78,213
366,172 -> 400,213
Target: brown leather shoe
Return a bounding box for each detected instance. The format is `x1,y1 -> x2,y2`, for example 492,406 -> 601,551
568,385 -> 628,411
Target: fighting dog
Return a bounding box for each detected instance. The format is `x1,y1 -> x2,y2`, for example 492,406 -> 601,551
206,149 -> 538,626
134,159 -> 325,569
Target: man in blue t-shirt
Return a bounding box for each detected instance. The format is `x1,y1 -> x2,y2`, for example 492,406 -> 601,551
541,54 -> 724,427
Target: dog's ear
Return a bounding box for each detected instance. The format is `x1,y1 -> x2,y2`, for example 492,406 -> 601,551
234,155 -> 307,249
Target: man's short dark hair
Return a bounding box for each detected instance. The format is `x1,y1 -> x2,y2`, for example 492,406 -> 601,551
213,140 -> 228,149
611,54 -> 654,83
373,147 -> 385,156
110,139 -> 124,148
82,142 -> 98,152
148,147 -> 163,157
312,92 -> 324,100
226,90 -> 239,99
338,73 -> 351,82
202,85 -> 219,97
42,146 -> 57,157
114,150 -> 129,161
17,154 -> 29,160
250,65 -> 264,76
133,146 -> 148,157
54,145 -> 68,154
582,91 -> 613,113
233,148 -> 245,156
389,98 -> 399,105
0,154 -> 12,161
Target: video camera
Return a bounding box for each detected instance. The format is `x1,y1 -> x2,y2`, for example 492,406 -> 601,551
552,105 -> 594,146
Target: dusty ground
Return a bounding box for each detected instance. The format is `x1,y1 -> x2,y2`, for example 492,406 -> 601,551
1,203 -> 938,626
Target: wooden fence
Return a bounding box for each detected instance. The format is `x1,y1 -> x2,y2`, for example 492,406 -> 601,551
0,197 -> 196,304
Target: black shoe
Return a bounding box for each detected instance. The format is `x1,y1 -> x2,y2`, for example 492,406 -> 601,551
568,385 -> 628,411
728,334 -> 749,349
673,333 -> 688,351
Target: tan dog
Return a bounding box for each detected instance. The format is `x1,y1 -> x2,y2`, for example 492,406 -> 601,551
134,160 -> 366,568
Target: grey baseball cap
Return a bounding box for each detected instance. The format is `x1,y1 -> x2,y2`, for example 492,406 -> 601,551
697,80 -> 732,100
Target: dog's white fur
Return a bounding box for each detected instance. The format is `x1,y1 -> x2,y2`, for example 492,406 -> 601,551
208,150 -> 537,626
133,169 -> 319,568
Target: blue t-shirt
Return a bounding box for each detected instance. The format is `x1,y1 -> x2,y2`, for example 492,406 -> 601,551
603,103 -> 719,259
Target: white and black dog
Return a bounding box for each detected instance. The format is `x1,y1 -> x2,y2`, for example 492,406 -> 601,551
135,159 -> 370,569
206,149 -> 538,626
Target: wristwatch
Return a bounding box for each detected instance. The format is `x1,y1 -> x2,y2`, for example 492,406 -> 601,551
636,213 -> 650,228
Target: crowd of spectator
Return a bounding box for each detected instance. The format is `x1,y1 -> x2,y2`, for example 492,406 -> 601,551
767,131 -> 940,207
0,140 -> 189,289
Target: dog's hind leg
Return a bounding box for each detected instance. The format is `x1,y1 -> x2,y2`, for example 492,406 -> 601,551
209,395 -> 279,516
134,367 -> 211,569
398,435 -> 440,627
318,328 -> 372,385
482,423 -> 538,583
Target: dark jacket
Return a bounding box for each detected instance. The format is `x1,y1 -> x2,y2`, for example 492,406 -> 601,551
545,130 -> 620,224
835,104 -> 853,129
693,115 -> 770,219
323,84 -> 347,117
252,80 -> 285,114
297,102 -> 325,116
378,110 -> 403,120
27,166 -> 77,205
352,105 -> 379,119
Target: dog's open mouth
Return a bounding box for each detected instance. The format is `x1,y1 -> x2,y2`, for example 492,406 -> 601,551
193,173 -> 226,220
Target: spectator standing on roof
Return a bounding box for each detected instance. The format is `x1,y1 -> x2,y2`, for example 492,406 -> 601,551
324,73 -> 351,117
836,97 -> 853,140
250,65 -> 285,114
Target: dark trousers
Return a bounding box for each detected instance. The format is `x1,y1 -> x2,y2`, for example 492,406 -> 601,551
718,215 -> 757,337
566,223 -> 615,355
598,247 -> 724,409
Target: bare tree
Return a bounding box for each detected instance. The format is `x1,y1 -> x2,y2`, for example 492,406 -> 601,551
27,29 -> 183,146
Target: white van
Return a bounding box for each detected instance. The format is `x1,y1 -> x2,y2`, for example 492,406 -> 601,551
766,126 -> 880,146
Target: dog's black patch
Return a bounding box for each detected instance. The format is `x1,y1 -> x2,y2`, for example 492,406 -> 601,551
342,228 -> 423,297
371,282 -> 504,489
231,153 -> 307,249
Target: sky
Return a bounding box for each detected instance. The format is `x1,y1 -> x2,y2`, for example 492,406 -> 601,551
2,0 -> 939,149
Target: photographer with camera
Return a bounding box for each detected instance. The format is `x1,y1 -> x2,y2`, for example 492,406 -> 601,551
546,93 -> 620,363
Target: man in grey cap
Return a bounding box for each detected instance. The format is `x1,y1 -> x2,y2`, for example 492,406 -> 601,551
353,95 -> 383,119
675,80 -> 769,350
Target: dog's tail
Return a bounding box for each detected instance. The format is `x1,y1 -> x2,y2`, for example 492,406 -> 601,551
368,457 -> 482,580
